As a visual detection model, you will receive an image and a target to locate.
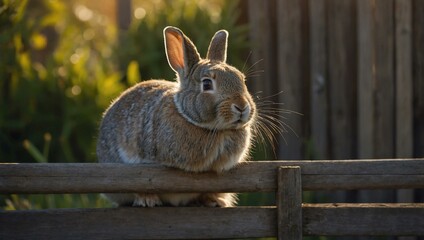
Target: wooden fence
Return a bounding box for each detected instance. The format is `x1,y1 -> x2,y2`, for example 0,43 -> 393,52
243,0 -> 424,160
242,0 -> 424,205
1,159 -> 423,239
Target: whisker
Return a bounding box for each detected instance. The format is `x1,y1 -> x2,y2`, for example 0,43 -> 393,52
254,91 -> 285,100
251,94 -> 302,155
245,73 -> 264,79
259,108 -> 303,116
241,51 -> 253,73
243,58 -> 264,76
245,70 -> 265,77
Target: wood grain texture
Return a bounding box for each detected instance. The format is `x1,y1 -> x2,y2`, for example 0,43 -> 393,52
276,0 -> 306,159
303,203 -> 424,236
357,0 -> 375,159
394,0 -> 415,220
395,0 -> 413,158
277,167 -> 302,240
374,0 -> 395,159
1,204 -> 423,239
0,207 -> 276,240
1,159 -> 423,193
309,0 -> 328,160
327,0 -> 357,160
413,0 -> 424,158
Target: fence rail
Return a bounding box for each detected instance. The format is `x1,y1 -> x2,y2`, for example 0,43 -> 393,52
1,159 -> 423,239
1,159 -> 423,193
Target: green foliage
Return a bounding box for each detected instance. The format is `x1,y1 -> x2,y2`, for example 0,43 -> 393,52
2,194 -> 111,210
119,0 -> 248,81
0,0 -> 124,165
0,0 -> 251,210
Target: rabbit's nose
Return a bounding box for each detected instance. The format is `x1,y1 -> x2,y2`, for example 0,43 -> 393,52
231,103 -> 251,119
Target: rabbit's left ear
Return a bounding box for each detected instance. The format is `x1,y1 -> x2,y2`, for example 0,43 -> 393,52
164,26 -> 201,78
206,30 -> 228,63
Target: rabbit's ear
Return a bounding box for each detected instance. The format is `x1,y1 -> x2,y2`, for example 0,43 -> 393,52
206,30 -> 228,63
164,26 -> 201,78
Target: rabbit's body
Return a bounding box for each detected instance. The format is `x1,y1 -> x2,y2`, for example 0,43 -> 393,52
98,79 -> 251,172
97,27 -> 256,207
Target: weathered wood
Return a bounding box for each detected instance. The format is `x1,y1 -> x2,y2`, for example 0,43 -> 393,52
1,204 -> 423,239
1,160 -> 423,193
395,0 -> 413,159
374,0 -> 395,159
246,0 -> 279,158
277,167 -> 302,240
357,0 -> 375,159
246,0 -> 277,92
303,203 -> 424,236
276,0 -> 306,159
2,173 -> 423,193
413,0 -> 424,160
359,0 -> 396,205
0,207 -> 276,240
395,0 -> 415,215
327,0 -> 357,160
246,0 -> 278,98
309,0 -> 328,159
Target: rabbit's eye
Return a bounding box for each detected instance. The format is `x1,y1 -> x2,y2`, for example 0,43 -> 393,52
202,78 -> 214,92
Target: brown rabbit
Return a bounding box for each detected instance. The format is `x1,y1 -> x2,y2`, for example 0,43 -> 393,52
97,26 -> 256,207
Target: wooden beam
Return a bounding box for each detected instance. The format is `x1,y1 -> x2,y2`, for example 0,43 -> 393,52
309,0 -> 329,159
1,160 -> 423,193
303,203 -> 424,236
0,207 -> 276,240
277,166 -> 302,240
357,0 -> 375,159
327,0 -> 357,160
1,204 -> 423,239
276,0 -> 306,159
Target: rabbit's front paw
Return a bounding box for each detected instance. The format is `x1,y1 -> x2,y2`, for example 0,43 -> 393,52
133,194 -> 162,207
199,193 -> 235,207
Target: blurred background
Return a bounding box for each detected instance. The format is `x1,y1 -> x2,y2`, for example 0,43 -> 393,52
1,0 -> 423,237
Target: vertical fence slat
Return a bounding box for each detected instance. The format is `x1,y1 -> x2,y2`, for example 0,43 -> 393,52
357,0 -> 375,159
395,0 -> 413,159
326,0 -> 357,204
374,0 -> 396,205
246,0 -> 279,158
413,0 -> 424,157
374,0 -> 395,159
247,0 -> 278,99
395,0 -> 415,213
327,0 -> 357,160
358,0 -> 396,205
413,0 -> 424,204
309,0 -> 328,159
276,0 -> 307,160
277,166 -> 302,240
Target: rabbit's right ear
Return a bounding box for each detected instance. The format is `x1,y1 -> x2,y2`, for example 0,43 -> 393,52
164,26 -> 201,79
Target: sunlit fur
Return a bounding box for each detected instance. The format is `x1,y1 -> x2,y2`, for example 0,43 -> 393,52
97,27 -> 257,208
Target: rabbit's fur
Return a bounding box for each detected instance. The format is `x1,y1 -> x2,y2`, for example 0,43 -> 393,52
97,26 -> 256,207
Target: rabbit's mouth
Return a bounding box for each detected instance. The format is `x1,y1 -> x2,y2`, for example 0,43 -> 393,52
231,119 -> 250,129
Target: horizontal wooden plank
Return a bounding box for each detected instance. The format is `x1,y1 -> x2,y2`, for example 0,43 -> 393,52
1,204 -> 423,239
303,203 -> 424,236
0,159 -> 423,193
2,159 -> 424,176
0,207 -> 277,240
1,175 -> 422,193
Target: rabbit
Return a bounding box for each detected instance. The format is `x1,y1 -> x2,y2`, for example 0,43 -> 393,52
96,26 -> 257,207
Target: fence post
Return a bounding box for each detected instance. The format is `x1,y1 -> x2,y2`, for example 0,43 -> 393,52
277,166 -> 302,240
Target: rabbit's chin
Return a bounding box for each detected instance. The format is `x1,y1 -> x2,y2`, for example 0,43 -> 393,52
214,118 -> 253,131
